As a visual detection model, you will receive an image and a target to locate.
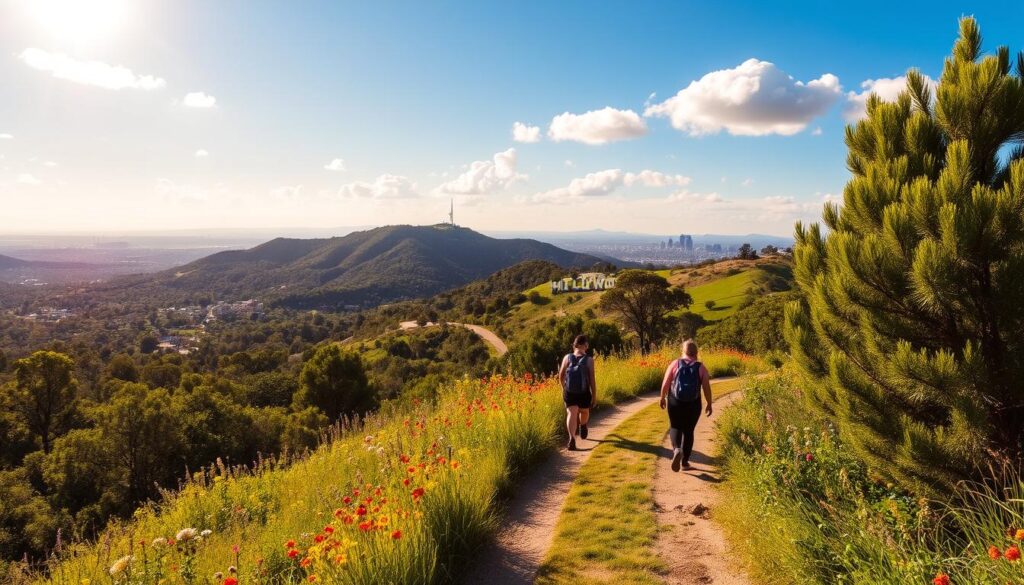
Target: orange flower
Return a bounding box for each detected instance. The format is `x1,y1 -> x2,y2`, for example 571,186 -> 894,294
989,545 -> 1001,559
1006,545 -> 1021,561
932,573 -> 949,585
299,558 -> 312,568
391,530 -> 402,540
308,575 -> 317,583
1016,529 -> 1024,541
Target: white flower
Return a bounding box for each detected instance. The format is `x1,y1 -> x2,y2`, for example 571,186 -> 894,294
151,537 -> 168,548
200,529 -> 212,537
175,528 -> 198,541
109,555 -> 133,576
214,573 -> 223,580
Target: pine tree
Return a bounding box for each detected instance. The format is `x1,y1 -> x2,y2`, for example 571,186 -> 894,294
786,17 -> 1024,495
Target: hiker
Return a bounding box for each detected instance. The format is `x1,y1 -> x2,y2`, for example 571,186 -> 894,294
558,334 -> 597,451
659,339 -> 713,471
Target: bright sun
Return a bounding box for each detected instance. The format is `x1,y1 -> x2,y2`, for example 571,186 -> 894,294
25,0 -> 131,43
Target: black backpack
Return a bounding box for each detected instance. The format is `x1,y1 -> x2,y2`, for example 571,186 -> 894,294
565,354 -> 589,394
671,359 -> 702,402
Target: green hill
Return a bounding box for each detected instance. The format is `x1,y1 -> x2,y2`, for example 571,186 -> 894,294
97,225 -> 611,310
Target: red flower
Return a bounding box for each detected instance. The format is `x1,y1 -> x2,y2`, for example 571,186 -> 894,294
343,496 -> 352,504
324,525 -> 334,534
391,530 -> 402,540
1006,545 -> 1021,561
988,545 -> 1001,559
314,534 -> 325,543
411,487 -> 425,501
299,558 -> 312,568
285,540 -> 296,549
224,578 -> 238,585
356,506 -> 367,516
287,549 -> 299,559
308,575 -> 317,583
403,478 -> 411,486
358,521 -> 373,532
932,573 -> 949,585
805,453 -> 813,462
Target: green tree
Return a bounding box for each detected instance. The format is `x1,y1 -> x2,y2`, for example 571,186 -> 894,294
785,18 -> 1024,495
737,243 -> 758,260
294,345 -> 374,420
599,271 -> 691,353
0,468 -> 59,562
677,311 -> 709,341
11,351 -> 79,453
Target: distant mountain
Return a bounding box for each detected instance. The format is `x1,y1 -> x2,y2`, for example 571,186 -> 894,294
486,229 -> 794,247
0,254 -> 29,269
112,225 -> 615,309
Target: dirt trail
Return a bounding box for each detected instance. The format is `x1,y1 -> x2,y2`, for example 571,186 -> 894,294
653,392 -> 751,585
397,321 -> 508,356
460,392 -> 662,585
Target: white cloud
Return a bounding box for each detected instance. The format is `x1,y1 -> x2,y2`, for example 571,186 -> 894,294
564,160 -> 575,167
183,91 -> 217,108
668,190 -> 722,203
435,148 -> 526,195
644,59 -> 841,136
512,122 -> 541,143
531,168 -> 690,203
339,174 -> 418,199
17,173 -> 41,185
0,134 -> 12,139
842,75 -> 937,122
324,158 -> 346,172
547,107 -> 648,145
19,48 -> 165,91
194,149 -> 209,157
741,178 -> 753,187
43,161 -> 58,167
811,126 -> 823,136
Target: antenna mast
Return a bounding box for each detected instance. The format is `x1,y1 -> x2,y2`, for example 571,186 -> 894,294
449,198 -> 454,226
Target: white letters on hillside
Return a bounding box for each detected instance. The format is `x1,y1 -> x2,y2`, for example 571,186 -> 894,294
550,272 -> 617,294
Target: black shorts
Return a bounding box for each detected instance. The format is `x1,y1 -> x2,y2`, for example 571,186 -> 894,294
563,391 -> 593,408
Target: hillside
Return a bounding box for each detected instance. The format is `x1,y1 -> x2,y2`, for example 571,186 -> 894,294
97,225 -> 612,309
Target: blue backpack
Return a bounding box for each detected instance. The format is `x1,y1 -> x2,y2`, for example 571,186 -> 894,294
671,359 -> 702,402
565,354 -> 590,394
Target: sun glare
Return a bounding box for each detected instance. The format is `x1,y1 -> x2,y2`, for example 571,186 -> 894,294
24,0 -> 131,43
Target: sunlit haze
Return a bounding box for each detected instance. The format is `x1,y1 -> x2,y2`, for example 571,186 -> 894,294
0,1 -> 1021,235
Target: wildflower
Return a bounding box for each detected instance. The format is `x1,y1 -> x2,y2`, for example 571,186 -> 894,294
314,534 -> 325,543
356,506 -> 368,516
324,525 -> 335,534
109,555 -> 132,576
932,573 -> 949,585
989,545 -> 1001,559
308,576 -> 318,583
176,528 -> 198,542
1006,545 -> 1020,561
451,461 -> 461,470
224,578 -> 237,585
152,537 -> 168,548
214,573 -> 223,580
411,487 -> 425,501
228,566 -> 237,574
300,558 -> 312,568
1016,529 -> 1024,541
805,453 -> 813,462
343,496 -> 352,504
333,553 -> 347,565
285,540 -> 296,549
359,521 -> 373,532
391,530 -> 402,540
231,545 -> 239,555
80,580 -> 90,585
200,529 -> 212,537
287,549 -> 300,559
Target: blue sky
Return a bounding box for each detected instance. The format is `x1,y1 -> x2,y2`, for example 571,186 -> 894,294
1,0 -> 1022,235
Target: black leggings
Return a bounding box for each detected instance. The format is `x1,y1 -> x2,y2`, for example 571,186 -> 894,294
667,399 -> 702,461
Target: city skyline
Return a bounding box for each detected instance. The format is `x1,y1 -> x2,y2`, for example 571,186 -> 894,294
1,1 -> 1022,235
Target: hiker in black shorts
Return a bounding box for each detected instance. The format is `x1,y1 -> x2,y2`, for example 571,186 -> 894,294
557,334 -> 597,451
659,339 -> 713,471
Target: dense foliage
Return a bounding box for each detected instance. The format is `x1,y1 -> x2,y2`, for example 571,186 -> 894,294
700,291 -> 798,354
786,18 -> 1024,495
599,270 -> 691,352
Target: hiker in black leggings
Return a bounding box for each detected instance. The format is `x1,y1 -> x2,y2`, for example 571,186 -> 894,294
659,339 -> 713,471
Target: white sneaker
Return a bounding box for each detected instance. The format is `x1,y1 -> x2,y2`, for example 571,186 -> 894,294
671,448 -> 683,472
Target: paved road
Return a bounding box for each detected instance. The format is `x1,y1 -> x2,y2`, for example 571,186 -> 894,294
398,321 -> 508,356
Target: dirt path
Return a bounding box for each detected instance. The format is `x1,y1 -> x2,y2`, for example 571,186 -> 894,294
397,320 -> 508,356
652,392 -> 751,585
460,392 -> 662,585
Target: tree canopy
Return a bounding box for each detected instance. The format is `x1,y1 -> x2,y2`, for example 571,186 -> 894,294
599,270 -> 691,353
785,17 -> 1024,495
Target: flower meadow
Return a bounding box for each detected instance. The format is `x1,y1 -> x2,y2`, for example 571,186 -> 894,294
717,372 -> 1024,585
26,349 -> 693,585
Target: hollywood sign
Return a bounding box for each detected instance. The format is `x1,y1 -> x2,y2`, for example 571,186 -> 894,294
550,272 -> 617,294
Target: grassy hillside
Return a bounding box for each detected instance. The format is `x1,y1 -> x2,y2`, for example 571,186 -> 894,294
31,349 -> 745,585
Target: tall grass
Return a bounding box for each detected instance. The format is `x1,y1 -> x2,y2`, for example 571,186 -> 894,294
25,349 -> 728,585
717,371 -> 1024,585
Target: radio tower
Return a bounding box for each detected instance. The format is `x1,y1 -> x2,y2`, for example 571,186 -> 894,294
449,198 -> 454,226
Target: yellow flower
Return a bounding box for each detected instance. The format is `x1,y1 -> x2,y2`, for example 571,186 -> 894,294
1016,528 -> 1024,541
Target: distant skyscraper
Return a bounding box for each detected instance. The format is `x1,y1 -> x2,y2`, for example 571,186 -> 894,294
680,234 -> 693,252
668,237 -> 674,248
